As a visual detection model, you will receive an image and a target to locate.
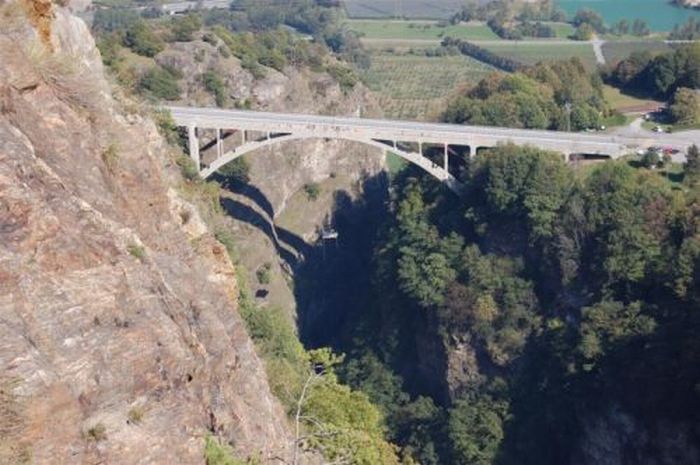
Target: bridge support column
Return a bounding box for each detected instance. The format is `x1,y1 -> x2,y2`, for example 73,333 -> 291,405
216,128 -> 223,159
187,124 -> 200,169
418,142 -> 423,156
443,144 -> 449,172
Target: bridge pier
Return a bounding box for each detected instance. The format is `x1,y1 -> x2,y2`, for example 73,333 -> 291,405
443,144 -> 449,172
187,124 -> 200,169
216,128 -> 223,159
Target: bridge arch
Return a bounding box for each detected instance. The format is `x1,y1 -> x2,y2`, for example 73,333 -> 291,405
197,132 -> 463,194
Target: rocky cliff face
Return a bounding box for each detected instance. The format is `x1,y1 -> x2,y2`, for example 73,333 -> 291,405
155,37 -> 386,320
0,2 -> 293,463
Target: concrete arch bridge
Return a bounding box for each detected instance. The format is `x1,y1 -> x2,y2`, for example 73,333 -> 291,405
167,106 -> 683,194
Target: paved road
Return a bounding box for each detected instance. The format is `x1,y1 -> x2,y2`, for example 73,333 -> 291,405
168,106 -> 697,157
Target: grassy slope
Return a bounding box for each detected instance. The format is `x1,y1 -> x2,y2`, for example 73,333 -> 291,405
602,84 -> 662,112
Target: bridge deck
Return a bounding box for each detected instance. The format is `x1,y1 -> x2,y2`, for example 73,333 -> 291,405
168,106 -> 696,160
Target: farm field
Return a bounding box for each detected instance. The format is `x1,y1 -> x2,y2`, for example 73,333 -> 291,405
343,0 -> 464,19
346,19 -> 501,41
480,42 -> 598,70
362,53 -> 496,120
601,41 -> 673,64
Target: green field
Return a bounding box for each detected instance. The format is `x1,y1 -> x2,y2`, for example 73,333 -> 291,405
362,53 -> 496,120
347,19 -> 501,41
481,42 -> 598,70
600,41 -> 673,65
544,22 -> 576,38
343,0 -> 464,19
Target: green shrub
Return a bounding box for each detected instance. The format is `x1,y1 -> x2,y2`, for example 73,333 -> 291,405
85,423 -> 107,442
256,263 -> 272,285
101,143 -> 119,173
202,70 -> 227,107
303,183 -> 321,201
139,67 -> 181,100
204,436 -> 252,465
127,244 -> 146,261
124,21 -> 164,57
218,157 -> 249,183
326,64 -> 358,92
152,109 -> 182,147
214,228 -> 239,263
169,14 -> 201,42
127,407 -> 144,425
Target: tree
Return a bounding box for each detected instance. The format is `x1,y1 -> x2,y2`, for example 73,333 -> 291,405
202,70 -> 227,107
169,13 -> 202,42
670,87 -> 700,125
448,397 -> 507,465
685,144 -> 700,184
640,149 -> 661,168
138,67 -> 180,100
572,8 -> 604,33
218,157 -> 250,183
577,301 -> 656,369
572,23 -> 594,41
123,21 -> 164,57
631,19 -> 650,37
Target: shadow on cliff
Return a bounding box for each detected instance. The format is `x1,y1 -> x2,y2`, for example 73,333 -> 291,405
215,175 -> 275,220
291,172 -> 390,348
219,197 -> 309,269
217,169 -> 391,349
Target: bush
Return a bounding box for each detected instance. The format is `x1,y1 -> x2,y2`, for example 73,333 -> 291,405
218,157 -> 250,183
139,67 -> 181,100
326,65 -> 358,92
123,21 -> 164,57
127,244 -> 146,261
256,263 -> 272,285
85,423 -> 107,442
304,183 -> 321,201
204,436 -> 251,465
169,14 -> 201,42
101,143 -> 119,173
127,407 -> 144,425
202,70 -> 227,107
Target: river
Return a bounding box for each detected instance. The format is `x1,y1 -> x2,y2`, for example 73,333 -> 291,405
557,0 -> 700,31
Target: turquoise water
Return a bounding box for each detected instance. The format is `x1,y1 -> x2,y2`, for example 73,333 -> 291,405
557,0 -> 700,31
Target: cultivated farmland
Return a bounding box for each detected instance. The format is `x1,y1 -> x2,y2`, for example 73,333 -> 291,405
480,42 -> 598,70
343,0 -> 465,19
347,20 -> 501,41
361,53 -> 496,120
601,41 -> 673,65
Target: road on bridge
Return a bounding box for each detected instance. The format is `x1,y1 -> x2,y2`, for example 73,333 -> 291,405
168,106 -> 696,157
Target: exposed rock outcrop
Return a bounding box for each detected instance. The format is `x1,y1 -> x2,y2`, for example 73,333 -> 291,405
156,38 -> 386,319
0,3 -> 293,463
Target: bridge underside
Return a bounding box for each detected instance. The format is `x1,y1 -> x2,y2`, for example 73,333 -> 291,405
186,126 -> 467,194
180,121 -> 630,197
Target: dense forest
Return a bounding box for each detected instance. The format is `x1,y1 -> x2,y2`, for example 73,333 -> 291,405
321,144 -> 700,464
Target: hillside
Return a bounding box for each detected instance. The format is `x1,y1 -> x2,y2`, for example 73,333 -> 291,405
0,2 -> 292,463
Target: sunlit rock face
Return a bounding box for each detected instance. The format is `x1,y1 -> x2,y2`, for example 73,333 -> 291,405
0,3 -> 293,463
